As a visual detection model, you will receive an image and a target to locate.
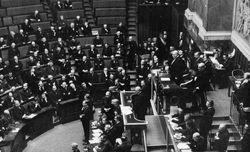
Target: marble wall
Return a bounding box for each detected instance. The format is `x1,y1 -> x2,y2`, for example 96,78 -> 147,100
234,0 -> 250,43
188,0 -> 234,31
207,0 -> 234,31
188,0 -> 208,29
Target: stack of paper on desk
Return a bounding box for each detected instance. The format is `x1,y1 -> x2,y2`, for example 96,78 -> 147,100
12,128 -> 20,133
160,77 -> 170,81
177,143 -> 190,150
120,106 -> 133,115
89,129 -> 102,144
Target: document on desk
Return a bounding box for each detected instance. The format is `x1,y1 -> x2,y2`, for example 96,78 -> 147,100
177,142 -> 190,150
24,113 -> 37,119
120,106 -> 133,115
12,128 -> 20,133
89,138 -> 101,144
92,129 -> 102,134
160,77 -> 170,82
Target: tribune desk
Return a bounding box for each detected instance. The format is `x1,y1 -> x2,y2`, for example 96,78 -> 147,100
152,71 -> 193,114
120,91 -> 148,152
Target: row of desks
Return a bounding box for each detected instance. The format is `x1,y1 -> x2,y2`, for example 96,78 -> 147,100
0,97 -> 82,152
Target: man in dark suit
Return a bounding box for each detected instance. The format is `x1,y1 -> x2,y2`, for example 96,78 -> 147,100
28,41 -> 39,55
38,37 -> 49,53
101,24 -> 111,35
12,100 -> 27,122
15,29 -> 30,45
29,10 -> 41,22
10,56 -> 23,81
64,0 -> 72,9
47,26 -> 58,41
191,52 -> 203,71
190,132 -> 207,151
68,23 -> 79,38
113,135 -> 132,152
8,43 -> 20,60
39,92 -> 52,108
114,31 -> 124,45
77,56 -> 91,82
88,44 -> 98,58
169,50 -> 186,85
199,100 -> 215,139
35,27 -> 46,42
74,15 -> 83,33
80,100 -> 92,144
48,85 -> 62,106
100,68 -> 110,83
126,36 -> 137,70
102,43 -> 113,57
94,54 -> 104,70
2,92 -> 15,110
55,0 -> 63,10
82,21 -> 92,36
93,34 -> 104,47
131,86 -> 148,120
195,63 -> 210,110
21,19 -> 34,35
137,60 -> 149,81
20,83 -> 33,102
214,124 -> 230,151
242,124 -> 250,152
116,22 -> 127,35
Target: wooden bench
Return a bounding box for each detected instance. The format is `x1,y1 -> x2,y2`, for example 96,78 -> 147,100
0,8 -> 7,18
76,35 -> 115,46
13,13 -> 48,25
97,16 -> 126,25
95,8 -> 126,17
7,4 -> 44,16
0,27 -> 9,37
49,0 -> 82,3
57,10 -> 84,19
1,0 -> 40,7
31,21 -> 51,30
93,0 -> 126,8
72,1 -> 83,9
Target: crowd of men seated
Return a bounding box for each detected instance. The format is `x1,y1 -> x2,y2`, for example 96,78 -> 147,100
0,0 -> 132,142
0,0 -> 238,150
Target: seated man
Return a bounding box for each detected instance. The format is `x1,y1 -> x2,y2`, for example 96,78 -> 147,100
29,10 -> 41,22
39,92 -> 52,108
74,16 -> 84,33
64,0 -> 72,9
20,83 -> 33,102
15,29 -> 30,45
12,100 -> 27,122
93,34 -> 104,47
101,24 -> 111,35
21,19 -> 34,35
190,132 -> 207,151
55,0 -> 64,10
71,143 -> 80,152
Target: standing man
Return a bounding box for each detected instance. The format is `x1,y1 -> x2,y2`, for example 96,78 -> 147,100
242,124 -> 250,152
169,50 -> 186,85
80,100 -> 92,144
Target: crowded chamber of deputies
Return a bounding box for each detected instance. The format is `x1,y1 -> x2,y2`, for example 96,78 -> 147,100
0,2 -> 249,151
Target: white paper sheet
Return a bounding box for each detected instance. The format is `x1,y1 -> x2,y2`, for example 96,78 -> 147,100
120,106 -> 133,115
177,143 -> 190,150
